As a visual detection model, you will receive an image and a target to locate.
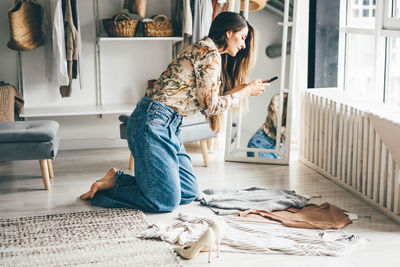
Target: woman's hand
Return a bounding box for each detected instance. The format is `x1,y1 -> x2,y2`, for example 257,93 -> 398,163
225,79 -> 270,97
240,79 -> 269,97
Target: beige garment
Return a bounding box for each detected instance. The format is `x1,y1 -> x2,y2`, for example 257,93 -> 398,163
237,202 -> 352,229
0,84 -> 24,122
220,0 -> 235,12
123,0 -> 147,18
183,0 -> 192,35
60,0 -> 79,97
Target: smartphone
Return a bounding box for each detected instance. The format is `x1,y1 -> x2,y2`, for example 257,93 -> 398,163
264,76 -> 278,83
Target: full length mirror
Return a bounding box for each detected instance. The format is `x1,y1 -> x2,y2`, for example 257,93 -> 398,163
225,0 -> 295,164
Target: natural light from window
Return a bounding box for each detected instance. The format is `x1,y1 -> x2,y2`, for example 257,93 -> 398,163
342,0 -> 400,108
387,37 -> 400,107
347,0 -> 376,28
391,0 -> 399,18
345,34 -> 374,98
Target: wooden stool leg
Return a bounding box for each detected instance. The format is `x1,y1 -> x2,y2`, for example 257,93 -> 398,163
200,139 -> 209,167
47,159 -> 54,179
128,152 -> 134,170
39,159 -> 51,190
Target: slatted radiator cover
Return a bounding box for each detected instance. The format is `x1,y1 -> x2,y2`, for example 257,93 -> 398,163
300,91 -> 400,223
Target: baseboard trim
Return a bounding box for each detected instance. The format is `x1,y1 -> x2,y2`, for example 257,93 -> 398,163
60,138 -> 127,150
299,157 -> 400,225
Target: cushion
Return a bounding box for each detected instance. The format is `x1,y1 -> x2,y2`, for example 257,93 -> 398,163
0,137 -> 60,161
180,123 -> 216,143
182,113 -> 206,126
0,120 -> 59,143
119,112 -> 215,142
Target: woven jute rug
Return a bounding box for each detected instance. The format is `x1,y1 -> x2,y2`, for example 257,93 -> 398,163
0,209 -> 182,266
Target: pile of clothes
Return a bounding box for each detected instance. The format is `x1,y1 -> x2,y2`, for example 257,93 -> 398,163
138,187 -> 366,257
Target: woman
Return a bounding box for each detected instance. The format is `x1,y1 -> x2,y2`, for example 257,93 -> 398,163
80,12 -> 269,212
247,93 -> 288,159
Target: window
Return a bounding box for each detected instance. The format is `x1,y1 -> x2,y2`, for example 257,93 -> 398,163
347,0 -> 375,28
340,0 -> 400,107
384,0 -> 400,29
386,37 -> 400,106
391,0 -> 399,18
345,34 -> 374,97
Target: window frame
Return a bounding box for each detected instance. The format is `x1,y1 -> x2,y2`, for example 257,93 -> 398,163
338,0 -> 400,106
384,0 -> 400,30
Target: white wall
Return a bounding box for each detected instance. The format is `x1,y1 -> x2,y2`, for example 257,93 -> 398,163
0,0 -> 282,150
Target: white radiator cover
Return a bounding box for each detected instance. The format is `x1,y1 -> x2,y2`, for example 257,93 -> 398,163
300,91 -> 400,223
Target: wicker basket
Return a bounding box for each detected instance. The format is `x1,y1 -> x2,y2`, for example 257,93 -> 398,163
7,0 -> 44,51
102,13 -> 138,37
144,15 -> 173,37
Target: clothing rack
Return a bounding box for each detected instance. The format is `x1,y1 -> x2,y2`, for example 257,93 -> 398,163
16,51 -> 23,96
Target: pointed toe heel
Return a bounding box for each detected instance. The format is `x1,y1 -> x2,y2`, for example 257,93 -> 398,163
174,228 -> 215,263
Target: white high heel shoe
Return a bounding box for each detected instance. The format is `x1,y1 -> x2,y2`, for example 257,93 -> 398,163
211,221 -> 225,258
174,228 -> 215,263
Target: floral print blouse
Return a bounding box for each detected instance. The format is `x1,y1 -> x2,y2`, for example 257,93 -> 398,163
145,37 -> 240,117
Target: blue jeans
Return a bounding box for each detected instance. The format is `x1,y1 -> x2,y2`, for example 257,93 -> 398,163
91,97 -> 199,212
247,129 -> 279,159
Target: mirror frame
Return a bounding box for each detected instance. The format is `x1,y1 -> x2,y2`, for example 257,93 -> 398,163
224,0 -> 297,165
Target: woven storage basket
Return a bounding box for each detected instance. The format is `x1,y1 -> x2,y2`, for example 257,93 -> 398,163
7,0 -> 44,51
144,15 -> 173,37
102,13 -> 138,37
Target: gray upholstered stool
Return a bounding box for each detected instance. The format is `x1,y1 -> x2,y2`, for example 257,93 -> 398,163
0,120 -> 60,190
119,112 -> 217,168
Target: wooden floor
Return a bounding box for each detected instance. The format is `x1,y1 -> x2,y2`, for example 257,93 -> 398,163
1,144 -> 400,267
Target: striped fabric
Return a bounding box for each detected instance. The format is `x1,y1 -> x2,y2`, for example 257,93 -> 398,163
138,213 -> 367,257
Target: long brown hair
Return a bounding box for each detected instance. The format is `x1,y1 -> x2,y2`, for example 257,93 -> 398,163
207,12 -> 256,132
263,93 -> 288,142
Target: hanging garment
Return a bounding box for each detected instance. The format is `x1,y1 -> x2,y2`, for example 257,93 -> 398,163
212,0 -> 219,21
0,83 -> 24,122
70,0 -> 82,89
196,187 -> 309,215
123,0 -> 147,18
42,0 -> 69,88
138,213 -> 367,257
220,0 -> 235,12
172,0 -> 193,54
59,0 -> 79,97
173,0 -> 193,36
192,0 -> 213,43
172,0 -> 183,36
7,0 -> 44,51
237,203 -> 352,229
183,0 -> 193,36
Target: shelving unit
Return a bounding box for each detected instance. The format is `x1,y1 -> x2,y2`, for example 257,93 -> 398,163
21,104 -> 135,118
97,36 -> 183,42
93,0 -> 182,115
20,0 -> 182,118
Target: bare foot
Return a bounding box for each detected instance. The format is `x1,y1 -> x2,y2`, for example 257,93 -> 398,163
80,168 -> 117,200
